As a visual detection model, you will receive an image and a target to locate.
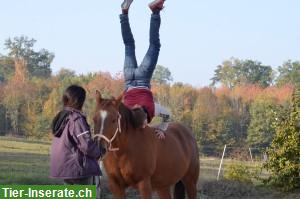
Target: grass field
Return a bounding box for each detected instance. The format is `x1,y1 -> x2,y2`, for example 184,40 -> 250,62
0,136 -> 299,198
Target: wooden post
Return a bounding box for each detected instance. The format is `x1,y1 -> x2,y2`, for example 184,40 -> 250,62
217,145 -> 227,181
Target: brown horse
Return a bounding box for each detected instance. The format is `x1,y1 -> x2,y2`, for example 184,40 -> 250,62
93,91 -> 199,199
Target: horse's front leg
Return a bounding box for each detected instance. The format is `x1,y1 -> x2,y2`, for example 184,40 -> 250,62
112,190 -> 126,199
108,180 -> 126,199
157,187 -> 172,199
137,178 -> 152,199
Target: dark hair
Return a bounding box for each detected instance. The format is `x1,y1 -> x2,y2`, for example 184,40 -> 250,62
63,85 -> 86,110
142,106 -> 151,123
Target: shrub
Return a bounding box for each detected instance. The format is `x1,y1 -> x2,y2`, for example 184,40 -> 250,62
224,163 -> 260,184
263,90 -> 300,191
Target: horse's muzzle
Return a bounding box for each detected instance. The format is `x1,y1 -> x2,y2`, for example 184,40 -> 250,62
94,137 -> 108,159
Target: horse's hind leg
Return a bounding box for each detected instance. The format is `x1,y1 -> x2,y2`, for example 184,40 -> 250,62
157,187 -> 172,199
182,175 -> 198,199
182,168 -> 199,199
182,181 -> 197,199
182,155 -> 200,199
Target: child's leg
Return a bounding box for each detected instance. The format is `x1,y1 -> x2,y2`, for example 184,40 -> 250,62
135,11 -> 161,83
154,102 -> 171,120
154,102 -> 170,133
120,14 -> 138,84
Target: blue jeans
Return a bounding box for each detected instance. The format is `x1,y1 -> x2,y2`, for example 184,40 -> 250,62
120,13 -> 161,90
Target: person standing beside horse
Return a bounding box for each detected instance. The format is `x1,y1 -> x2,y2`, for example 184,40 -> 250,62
120,0 -> 170,139
50,85 -> 103,185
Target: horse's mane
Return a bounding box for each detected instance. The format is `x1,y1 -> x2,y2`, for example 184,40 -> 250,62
119,103 -> 147,130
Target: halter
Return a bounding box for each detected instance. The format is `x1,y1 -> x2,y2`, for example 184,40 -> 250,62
94,113 -> 122,151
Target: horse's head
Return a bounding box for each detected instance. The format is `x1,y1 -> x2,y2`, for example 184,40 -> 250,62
93,90 -> 149,157
93,90 -> 123,156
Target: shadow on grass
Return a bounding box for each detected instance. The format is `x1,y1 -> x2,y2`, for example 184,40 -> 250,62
199,179 -> 298,199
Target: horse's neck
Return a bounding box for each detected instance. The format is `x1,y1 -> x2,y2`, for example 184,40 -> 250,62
112,105 -> 156,155
112,126 -> 155,159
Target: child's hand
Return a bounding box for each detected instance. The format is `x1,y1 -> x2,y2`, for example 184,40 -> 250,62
155,129 -> 166,139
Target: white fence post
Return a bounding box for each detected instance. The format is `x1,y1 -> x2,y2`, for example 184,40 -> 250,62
217,144 -> 227,181
249,147 -> 254,163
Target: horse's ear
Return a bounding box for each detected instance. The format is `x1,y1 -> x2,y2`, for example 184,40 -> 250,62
95,90 -> 102,104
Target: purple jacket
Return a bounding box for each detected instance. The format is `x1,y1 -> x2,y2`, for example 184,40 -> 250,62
50,107 -> 101,179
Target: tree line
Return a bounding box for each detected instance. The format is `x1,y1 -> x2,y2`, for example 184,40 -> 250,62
0,36 -> 299,154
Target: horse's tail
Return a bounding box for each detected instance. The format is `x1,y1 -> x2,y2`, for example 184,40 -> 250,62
173,181 -> 185,199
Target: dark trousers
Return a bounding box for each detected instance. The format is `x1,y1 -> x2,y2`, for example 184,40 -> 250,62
63,177 -> 93,185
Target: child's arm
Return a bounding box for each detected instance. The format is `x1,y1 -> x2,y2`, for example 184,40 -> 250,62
72,117 -> 101,159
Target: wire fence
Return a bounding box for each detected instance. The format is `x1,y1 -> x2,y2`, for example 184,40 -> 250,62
0,140 -> 272,185
198,145 -> 270,182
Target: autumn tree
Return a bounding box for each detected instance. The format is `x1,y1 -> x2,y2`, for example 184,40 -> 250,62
191,87 -> 218,151
215,94 -> 248,147
56,68 -> 76,81
211,58 -> 274,88
4,36 -> 54,79
152,65 -> 173,84
2,80 -> 32,135
1,36 -> 54,136
0,55 -> 14,83
23,78 -> 53,138
0,85 -> 6,135
276,60 -> 300,87
167,83 -> 198,125
247,96 -> 277,148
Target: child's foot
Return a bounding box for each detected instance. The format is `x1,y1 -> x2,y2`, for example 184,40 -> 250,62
149,0 -> 165,12
121,0 -> 134,14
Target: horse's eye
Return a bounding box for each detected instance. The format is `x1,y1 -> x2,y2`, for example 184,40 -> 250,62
112,119 -> 117,123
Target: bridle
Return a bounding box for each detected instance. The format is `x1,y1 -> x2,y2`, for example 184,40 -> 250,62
94,112 -> 122,152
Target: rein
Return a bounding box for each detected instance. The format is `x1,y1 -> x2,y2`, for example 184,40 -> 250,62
94,113 -> 122,151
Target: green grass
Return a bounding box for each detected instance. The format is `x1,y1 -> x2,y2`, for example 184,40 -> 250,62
0,136 -> 299,198
0,137 -> 59,184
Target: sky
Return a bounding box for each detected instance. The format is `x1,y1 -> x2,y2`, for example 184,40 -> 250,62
0,0 -> 299,87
